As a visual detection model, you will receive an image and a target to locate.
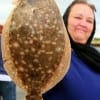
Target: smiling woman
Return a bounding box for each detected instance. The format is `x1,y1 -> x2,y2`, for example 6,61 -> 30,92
67,3 -> 94,44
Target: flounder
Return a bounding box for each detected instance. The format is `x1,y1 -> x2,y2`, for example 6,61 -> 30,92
2,0 -> 71,100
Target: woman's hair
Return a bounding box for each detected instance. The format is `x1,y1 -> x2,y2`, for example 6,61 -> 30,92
63,0 -> 96,44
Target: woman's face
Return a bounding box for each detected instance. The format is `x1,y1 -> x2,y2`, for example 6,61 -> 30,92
67,4 -> 94,44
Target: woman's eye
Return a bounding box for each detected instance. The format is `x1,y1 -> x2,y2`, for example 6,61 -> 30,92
87,20 -> 93,24
74,17 -> 93,24
74,17 -> 82,20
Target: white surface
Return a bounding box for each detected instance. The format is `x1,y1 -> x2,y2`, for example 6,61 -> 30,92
0,74 -> 12,81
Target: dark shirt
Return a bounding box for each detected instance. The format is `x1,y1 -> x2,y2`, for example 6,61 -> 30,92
43,51 -> 100,100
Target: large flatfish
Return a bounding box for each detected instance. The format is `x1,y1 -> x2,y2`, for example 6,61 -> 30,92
2,0 -> 71,100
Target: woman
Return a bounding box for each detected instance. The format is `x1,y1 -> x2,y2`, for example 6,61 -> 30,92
43,0 -> 100,100
0,25 -> 16,100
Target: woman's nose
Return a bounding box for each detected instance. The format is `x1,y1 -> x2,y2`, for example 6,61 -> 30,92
79,19 -> 87,27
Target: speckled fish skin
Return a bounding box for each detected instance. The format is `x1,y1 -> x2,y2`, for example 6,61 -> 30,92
2,0 -> 71,100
